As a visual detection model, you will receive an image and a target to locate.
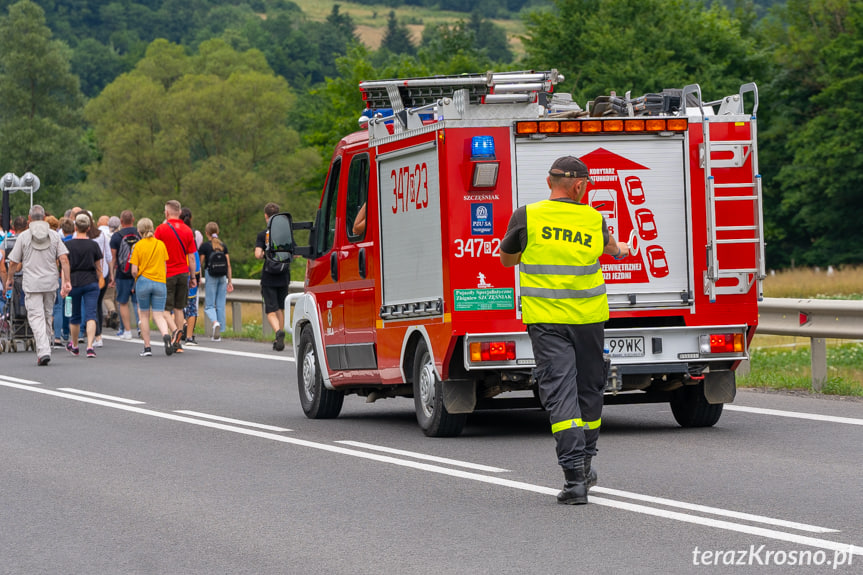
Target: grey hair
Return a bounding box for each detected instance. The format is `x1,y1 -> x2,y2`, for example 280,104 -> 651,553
29,205 -> 46,221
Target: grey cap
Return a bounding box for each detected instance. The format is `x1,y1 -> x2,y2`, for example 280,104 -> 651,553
549,156 -> 594,183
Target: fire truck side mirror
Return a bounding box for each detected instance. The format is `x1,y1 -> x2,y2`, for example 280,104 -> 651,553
268,212 -> 314,259
268,212 -> 295,261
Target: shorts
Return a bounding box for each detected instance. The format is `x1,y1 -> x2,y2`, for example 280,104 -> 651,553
135,276 -> 167,312
165,273 -> 189,311
261,284 -> 289,314
116,277 -> 137,305
69,282 -> 100,325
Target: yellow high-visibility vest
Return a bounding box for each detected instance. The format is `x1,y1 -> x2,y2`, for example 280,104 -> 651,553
520,200 -> 609,324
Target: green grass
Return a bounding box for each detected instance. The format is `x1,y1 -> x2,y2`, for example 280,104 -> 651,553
739,342 -> 863,397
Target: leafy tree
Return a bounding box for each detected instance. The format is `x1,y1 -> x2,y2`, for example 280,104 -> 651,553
760,0 -> 863,266
82,38 -> 320,272
380,10 -> 416,56
421,12 -> 513,65
521,0 -> 758,102
71,37 -> 129,97
467,11 -> 512,63
0,0 -> 88,216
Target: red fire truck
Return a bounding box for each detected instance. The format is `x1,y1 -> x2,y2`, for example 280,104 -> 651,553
270,70 -> 764,437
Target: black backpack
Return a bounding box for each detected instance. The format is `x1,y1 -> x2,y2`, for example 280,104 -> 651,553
117,233 -> 139,274
207,249 -> 229,277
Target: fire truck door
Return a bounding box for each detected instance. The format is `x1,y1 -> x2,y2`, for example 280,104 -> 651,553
307,158 -> 347,380
339,154 -> 377,373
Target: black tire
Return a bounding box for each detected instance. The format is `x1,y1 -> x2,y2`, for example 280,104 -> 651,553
413,339 -> 466,437
297,326 -> 343,419
670,382 -> 723,428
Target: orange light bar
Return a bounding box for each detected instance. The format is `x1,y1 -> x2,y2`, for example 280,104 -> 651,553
513,117 -> 689,136
581,120 -> 602,133
516,122 -> 538,134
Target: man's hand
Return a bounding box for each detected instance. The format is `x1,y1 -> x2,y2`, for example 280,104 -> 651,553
60,281 -> 72,298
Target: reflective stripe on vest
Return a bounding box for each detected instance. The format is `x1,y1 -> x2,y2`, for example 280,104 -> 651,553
520,200 -> 609,324
551,417 -> 602,434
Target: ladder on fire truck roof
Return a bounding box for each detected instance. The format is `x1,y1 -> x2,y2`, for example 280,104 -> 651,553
683,83 -> 766,303
358,70 -> 563,112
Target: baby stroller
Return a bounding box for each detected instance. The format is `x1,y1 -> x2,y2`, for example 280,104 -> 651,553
0,272 -> 34,353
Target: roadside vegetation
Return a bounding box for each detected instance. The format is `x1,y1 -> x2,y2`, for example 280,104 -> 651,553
739,266 -> 863,397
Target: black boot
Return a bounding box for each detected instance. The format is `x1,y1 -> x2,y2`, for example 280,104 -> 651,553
584,455 -> 597,491
557,459 -> 588,505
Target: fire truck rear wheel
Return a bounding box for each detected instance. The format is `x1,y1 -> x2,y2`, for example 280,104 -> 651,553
413,340 -> 466,438
670,382 -> 723,428
298,325 -> 344,419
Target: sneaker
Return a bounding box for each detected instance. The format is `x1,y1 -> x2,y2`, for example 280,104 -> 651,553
66,342 -> 79,356
185,336 -> 198,346
120,332 -> 133,340
274,329 -> 286,351
212,321 -> 221,341
140,347 -> 152,357
86,348 -> 96,358
37,355 -> 51,366
53,339 -> 64,348
180,323 -> 188,342
116,329 -> 124,337
174,345 -> 184,354
162,333 -> 174,356
93,338 -> 103,348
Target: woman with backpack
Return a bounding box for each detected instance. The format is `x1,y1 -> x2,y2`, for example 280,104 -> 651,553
199,221 -> 233,341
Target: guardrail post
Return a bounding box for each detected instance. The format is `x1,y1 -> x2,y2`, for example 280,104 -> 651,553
810,337 -> 827,392
232,302 -> 243,334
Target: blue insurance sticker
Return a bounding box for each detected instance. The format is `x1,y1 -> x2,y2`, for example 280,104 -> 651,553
471,203 -> 493,236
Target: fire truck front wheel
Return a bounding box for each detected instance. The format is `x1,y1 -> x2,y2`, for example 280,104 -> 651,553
670,381 -> 723,428
298,325 -> 344,419
413,340 -> 467,438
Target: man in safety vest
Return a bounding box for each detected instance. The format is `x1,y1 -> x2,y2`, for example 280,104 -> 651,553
500,155 -> 629,505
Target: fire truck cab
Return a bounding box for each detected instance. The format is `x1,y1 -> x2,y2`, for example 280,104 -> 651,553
272,70 -> 764,437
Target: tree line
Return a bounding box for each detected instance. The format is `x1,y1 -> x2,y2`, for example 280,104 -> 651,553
0,0 -> 860,274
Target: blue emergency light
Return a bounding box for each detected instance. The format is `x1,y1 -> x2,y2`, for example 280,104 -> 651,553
471,136 -> 496,160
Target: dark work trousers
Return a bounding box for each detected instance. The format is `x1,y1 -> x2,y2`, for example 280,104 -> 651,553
528,322 -> 605,470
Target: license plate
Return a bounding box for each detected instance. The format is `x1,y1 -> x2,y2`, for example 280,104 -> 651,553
605,336 -> 645,358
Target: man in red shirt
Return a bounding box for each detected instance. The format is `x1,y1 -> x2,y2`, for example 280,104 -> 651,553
154,200 -> 197,353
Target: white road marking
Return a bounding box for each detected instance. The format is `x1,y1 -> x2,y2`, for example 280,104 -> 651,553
0,375 -> 41,385
725,404 -> 863,426
57,388 -> 145,404
336,440 -> 509,473
2,378 -> 860,558
594,487 -> 838,533
103,335 -> 295,362
174,410 -> 292,432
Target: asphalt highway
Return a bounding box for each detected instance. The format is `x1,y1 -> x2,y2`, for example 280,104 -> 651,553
1,336 -> 861,574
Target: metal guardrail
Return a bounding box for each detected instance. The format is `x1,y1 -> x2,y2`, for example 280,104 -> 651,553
199,279 -> 303,337
746,297 -> 863,391
214,284 -> 862,390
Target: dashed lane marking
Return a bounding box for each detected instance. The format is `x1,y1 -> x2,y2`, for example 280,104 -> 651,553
725,404 -> 863,426
2,378 -> 860,559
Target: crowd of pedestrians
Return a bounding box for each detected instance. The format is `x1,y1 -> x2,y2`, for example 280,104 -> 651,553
2,200 -> 288,366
